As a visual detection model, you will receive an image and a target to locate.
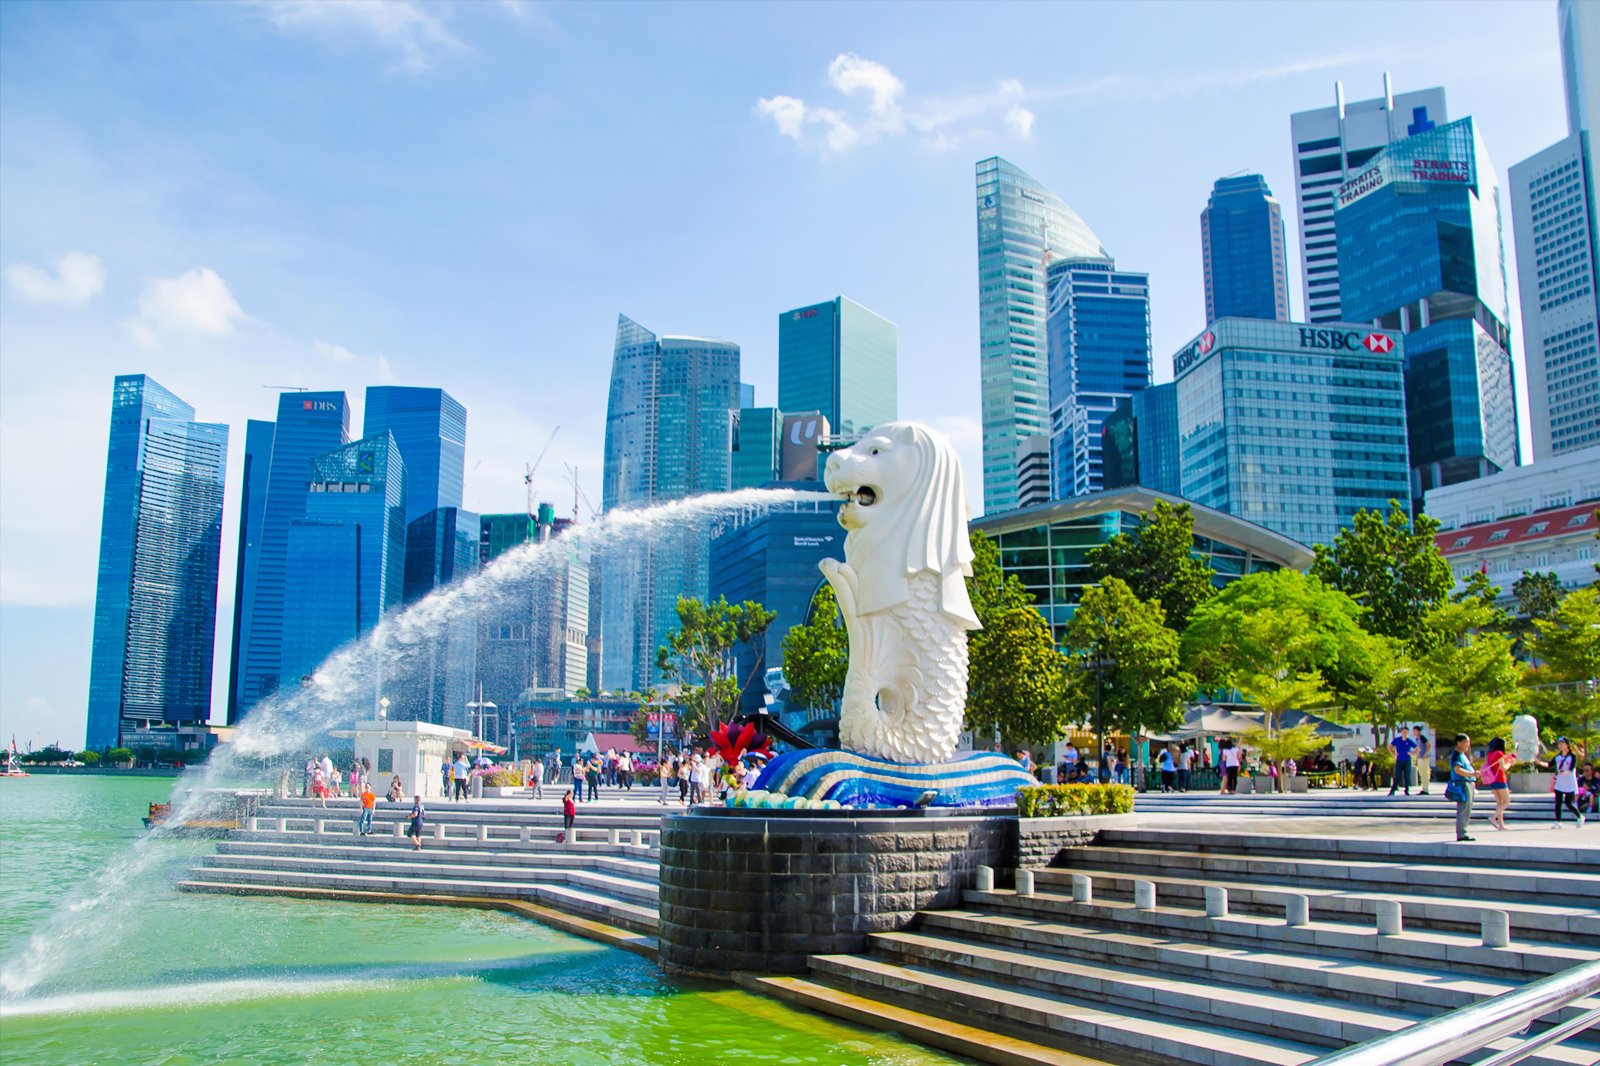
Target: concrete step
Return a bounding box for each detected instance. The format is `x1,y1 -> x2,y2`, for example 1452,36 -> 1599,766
229,825 -> 659,855
1093,828 -> 1600,874
196,853 -> 659,904
254,800 -> 663,827
178,865 -> 659,933
865,929 -> 1598,1065
1047,845 -> 1595,907
961,889 -> 1595,980
214,839 -> 658,878
1129,796 -> 1560,821
807,952 -> 1324,1066
1031,866 -> 1600,942
913,909 -> 1600,1031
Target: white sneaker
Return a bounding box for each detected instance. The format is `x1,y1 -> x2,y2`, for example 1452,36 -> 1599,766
1580,814 -> 1587,828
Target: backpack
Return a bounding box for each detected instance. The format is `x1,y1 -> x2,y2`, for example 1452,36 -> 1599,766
1478,757 -> 1496,786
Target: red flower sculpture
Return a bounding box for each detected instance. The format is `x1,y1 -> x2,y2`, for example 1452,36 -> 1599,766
710,721 -> 771,765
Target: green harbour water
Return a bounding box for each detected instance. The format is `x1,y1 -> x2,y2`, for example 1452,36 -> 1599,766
0,774 -> 962,1065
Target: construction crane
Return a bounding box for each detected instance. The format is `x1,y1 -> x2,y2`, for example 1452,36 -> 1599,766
524,426 -> 559,518
563,464 -> 600,522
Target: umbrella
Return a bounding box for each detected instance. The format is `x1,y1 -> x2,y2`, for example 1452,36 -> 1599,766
1172,705 -> 1264,739
462,739 -> 507,754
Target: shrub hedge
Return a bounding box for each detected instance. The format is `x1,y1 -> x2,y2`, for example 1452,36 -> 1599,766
1016,783 -> 1135,818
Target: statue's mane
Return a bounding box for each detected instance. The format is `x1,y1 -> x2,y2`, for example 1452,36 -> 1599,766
846,423 -> 979,628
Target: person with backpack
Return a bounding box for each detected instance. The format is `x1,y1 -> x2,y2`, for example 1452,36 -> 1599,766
1479,737 -> 1512,831
1447,734 -> 1476,842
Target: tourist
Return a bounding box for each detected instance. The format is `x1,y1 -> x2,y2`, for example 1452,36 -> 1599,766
452,752 -> 471,802
407,795 -> 425,850
1352,751 -> 1369,790
442,756 -> 453,798
1061,743 -> 1078,779
1388,730 -> 1416,797
1580,764 -> 1600,815
676,753 -> 689,805
348,763 -> 361,798
1411,727 -> 1432,794
387,775 -> 405,803
688,754 -> 706,806
311,765 -> 328,807
571,754 -> 587,803
1448,734 -> 1476,842
586,754 -> 601,801
1158,744 -> 1176,792
562,788 -> 576,841
618,751 -> 633,791
1480,737 -> 1512,831
1219,740 -> 1240,795
1016,749 -> 1033,776
319,752 -> 336,793
1178,743 -> 1193,793
529,757 -> 545,800
357,781 -> 376,836
303,758 -> 315,798
1545,737 -> 1585,828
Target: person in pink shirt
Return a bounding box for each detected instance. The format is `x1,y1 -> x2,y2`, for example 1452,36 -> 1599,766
1480,736 -> 1512,831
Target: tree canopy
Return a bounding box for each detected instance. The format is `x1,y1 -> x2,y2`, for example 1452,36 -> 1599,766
780,582 -> 849,714
1523,586 -> 1600,748
1512,571 -> 1565,623
1400,601 -> 1523,743
964,532 -> 1072,746
1062,577 -> 1192,739
1086,500 -> 1216,631
656,595 -> 776,734
1310,500 -> 1452,650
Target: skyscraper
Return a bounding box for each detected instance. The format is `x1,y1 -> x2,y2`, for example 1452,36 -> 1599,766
393,506 -> 479,728
601,313 -> 740,691
1101,382 -> 1181,497
976,156 -> 1110,513
1511,0 -> 1600,458
732,406 -> 783,489
1335,116 -> 1520,499
777,296 -> 897,439
1290,78 -> 1448,323
1044,257 -> 1152,499
280,433 -> 407,692
1201,175 -> 1290,322
362,386 -> 466,524
236,390 -> 351,715
87,375 -> 229,748
226,419 -> 274,725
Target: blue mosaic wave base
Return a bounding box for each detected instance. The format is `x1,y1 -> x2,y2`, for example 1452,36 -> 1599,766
750,749 -> 1033,809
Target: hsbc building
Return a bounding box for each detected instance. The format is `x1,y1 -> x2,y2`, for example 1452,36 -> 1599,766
1158,316 -> 1411,548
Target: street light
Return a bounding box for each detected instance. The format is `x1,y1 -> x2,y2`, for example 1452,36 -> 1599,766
466,682 -> 497,746
377,696 -> 390,721
1083,649 -> 1115,784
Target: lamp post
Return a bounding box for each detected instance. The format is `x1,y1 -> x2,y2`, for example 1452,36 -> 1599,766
466,683 -> 497,747
377,696 -> 390,722
1083,649 -> 1115,783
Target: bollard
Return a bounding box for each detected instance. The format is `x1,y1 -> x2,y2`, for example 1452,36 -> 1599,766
608,828 -> 621,846
1205,886 -> 1229,918
519,826 -> 532,844
478,825 -> 490,842
1016,870 -> 1035,896
1071,874 -> 1093,903
566,828 -> 578,847
248,817 -> 259,832
471,775 -> 483,799
1376,899 -> 1403,936
1284,893 -> 1309,927
975,865 -> 995,892
632,829 -> 644,846
394,821 -> 405,839
433,824 -> 445,840
278,817 -> 289,833
1134,880 -> 1157,910
276,770 -> 290,800
1481,910 -> 1510,948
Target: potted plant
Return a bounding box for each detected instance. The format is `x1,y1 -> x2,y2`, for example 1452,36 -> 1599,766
1507,759 -> 1552,794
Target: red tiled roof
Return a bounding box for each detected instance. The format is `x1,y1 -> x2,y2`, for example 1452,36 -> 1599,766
588,732 -> 650,753
1435,502 -> 1597,555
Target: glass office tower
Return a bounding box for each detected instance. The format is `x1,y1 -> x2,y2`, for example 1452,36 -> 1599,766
1044,258 -> 1152,499
362,386 -> 466,524
733,406 -> 783,489
1335,116 -> 1520,500
87,375 -> 229,748
976,156 -> 1110,513
1201,175 -> 1290,322
1102,382 -> 1181,497
601,313 -> 740,691
236,391 -> 351,715
389,506 -> 479,727
1173,319 -> 1411,548
226,419 -> 274,724
280,433 -> 407,692
777,296 -> 897,439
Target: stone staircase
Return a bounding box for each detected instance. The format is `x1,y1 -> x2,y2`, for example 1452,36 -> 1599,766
755,828 -> 1600,1066
1130,789 -> 1585,823
178,798 -> 663,935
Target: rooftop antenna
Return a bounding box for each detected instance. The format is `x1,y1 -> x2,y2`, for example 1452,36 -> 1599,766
263,385 -> 309,391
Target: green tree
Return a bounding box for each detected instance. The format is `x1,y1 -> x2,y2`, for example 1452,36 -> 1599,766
75,750 -> 101,765
656,596 -> 777,735
1241,723 -> 1326,764
1402,601 -> 1523,742
967,530 -> 1035,618
1524,586 -> 1600,749
780,583 -> 849,714
1086,501 -> 1216,631
1062,577 -> 1193,740
1180,570 -> 1368,732
1452,570 -> 1502,611
105,747 -> 135,765
1329,634 -> 1416,746
1512,571 -> 1565,623
1310,500 -> 1452,650
964,531 -> 1072,746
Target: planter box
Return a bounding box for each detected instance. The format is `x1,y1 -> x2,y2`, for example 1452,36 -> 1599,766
481,786 -> 526,798
1236,777 -> 1254,795
1509,772 -> 1554,795
1288,776 -> 1309,793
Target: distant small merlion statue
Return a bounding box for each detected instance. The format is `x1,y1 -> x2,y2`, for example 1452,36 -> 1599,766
1512,714 -> 1539,765
819,421 -> 981,764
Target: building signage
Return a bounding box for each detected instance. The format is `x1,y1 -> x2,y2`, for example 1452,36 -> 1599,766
1409,157 -> 1469,184
302,400 -> 337,412
791,308 -> 819,321
1337,164 -> 1387,207
792,535 -> 836,548
781,413 -> 829,481
1198,330 -> 1215,354
1297,328 -> 1395,353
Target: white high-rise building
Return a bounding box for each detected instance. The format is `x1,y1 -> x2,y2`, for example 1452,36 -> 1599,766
1289,77 -> 1447,323
1510,0 -> 1600,458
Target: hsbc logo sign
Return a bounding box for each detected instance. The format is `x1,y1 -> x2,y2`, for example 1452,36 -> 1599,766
1298,328 -> 1395,353
1198,331 -> 1215,354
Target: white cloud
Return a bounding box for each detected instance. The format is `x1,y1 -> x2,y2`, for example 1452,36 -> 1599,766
1005,105 -> 1035,139
257,0 -> 466,74
124,267 -> 247,348
314,338 -> 396,383
4,252 -> 104,306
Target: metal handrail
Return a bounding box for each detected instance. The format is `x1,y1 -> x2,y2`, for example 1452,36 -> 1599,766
1307,959 -> 1600,1066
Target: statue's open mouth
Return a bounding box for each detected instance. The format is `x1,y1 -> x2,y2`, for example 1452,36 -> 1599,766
854,486 -> 878,507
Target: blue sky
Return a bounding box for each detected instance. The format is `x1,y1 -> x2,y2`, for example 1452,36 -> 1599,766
0,0 -> 1567,748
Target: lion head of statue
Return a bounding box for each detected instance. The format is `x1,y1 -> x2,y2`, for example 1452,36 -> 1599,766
823,421 -> 979,628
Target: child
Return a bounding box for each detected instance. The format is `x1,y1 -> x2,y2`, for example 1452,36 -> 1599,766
407,796 -> 425,850
561,789 -> 576,842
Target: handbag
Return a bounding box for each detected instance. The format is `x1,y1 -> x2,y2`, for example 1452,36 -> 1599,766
1445,778 -> 1467,803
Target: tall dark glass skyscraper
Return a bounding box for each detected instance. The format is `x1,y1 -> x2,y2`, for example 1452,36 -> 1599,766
87,375 -> 229,748
976,156 -> 1110,513
1335,116 -> 1520,500
1045,258 -> 1152,499
601,313 -> 740,691
1201,175 -> 1290,322
235,391 -> 351,716
280,433 -> 407,692
362,386 -> 466,524
777,296 -> 897,439
226,419 -> 275,724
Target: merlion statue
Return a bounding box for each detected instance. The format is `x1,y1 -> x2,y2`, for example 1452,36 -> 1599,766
819,421 -> 981,764
1512,714 -> 1539,766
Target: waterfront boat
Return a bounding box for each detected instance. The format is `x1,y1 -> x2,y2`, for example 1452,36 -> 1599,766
3,745 -> 27,778
141,790 -> 268,835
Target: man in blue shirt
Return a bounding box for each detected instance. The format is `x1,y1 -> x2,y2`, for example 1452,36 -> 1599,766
1389,732 -> 1416,796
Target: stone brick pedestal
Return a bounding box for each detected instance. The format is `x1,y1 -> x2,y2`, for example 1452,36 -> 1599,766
657,808 -> 1013,976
